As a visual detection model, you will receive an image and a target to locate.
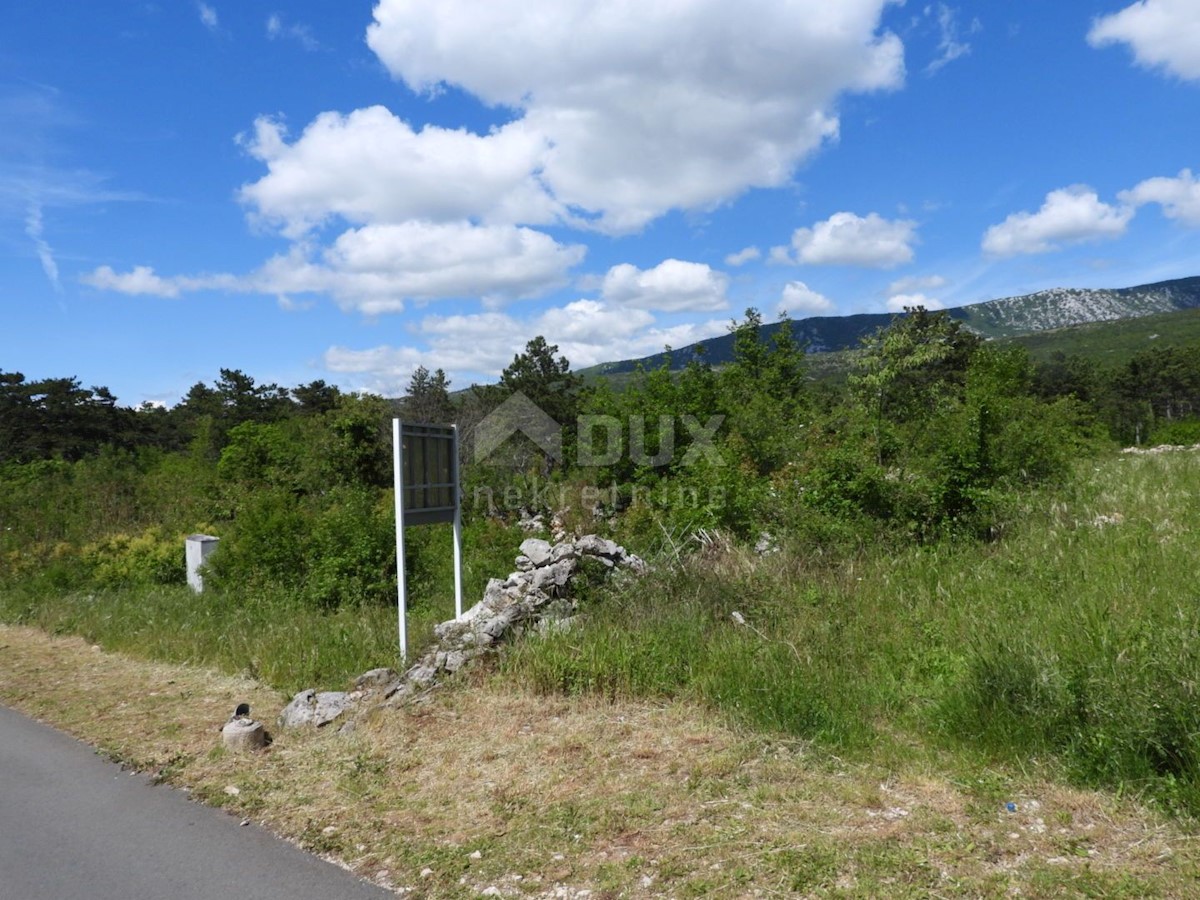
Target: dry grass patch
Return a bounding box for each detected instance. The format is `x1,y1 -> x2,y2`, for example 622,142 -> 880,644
2,623 -> 1199,898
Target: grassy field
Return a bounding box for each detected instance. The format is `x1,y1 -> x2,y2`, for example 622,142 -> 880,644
506,448 -> 1200,814
0,516 -> 520,694
2,624 -> 1199,898
3,450 -> 1200,895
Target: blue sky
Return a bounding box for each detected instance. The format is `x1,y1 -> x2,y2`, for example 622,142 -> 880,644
2,1 -> 1199,405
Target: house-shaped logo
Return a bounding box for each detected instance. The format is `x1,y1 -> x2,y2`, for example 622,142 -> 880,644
474,391 -> 563,463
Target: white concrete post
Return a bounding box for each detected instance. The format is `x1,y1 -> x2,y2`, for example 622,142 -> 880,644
185,534 -> 219,593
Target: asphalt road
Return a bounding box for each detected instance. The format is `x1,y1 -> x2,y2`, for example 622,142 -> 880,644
0,703 -> 393,899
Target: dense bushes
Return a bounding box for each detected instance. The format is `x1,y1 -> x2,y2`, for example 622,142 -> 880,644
7,311 -> 1200,814
81,527 -> 184,588
0,386 -> 468,675
507,451 -> 1200,813
2,309 -> 1110,625
560,310 -> 1102,550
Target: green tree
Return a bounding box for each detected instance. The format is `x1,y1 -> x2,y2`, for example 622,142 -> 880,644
323,393 -> 394,488
0,371 -> 137,463
850,307 -> 982,462
173,368 -> 296,455
401,366 -> 454,423
471,337 -> 583,473
292,379 -> 342,415
1032,351 -> 1101,403
1116,345 -> 1200,423
719,310 -> 810,474
497,336 -> 582,427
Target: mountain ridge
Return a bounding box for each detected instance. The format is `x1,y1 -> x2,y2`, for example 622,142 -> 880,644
582,275 -> 1200,376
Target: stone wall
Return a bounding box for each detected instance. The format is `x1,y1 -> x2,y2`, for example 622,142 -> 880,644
279,535 -> 645,729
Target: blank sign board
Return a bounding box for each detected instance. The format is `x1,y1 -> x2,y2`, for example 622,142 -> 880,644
393,419 -> 463,661
398,423 -> 457,525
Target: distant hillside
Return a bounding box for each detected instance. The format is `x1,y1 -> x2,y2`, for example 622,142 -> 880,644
582,311 -> 898,378
1005,306 -> 1200,366
581,275 -> 1200,378
960,276 -> 1200,337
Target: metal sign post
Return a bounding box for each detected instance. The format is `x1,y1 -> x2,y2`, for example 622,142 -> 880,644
451,424 -> 464,620
393,419 -> 463,660
392,419 -> 408,660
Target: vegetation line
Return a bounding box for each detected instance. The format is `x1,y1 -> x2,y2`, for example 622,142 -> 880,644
5,308 -> 1200,820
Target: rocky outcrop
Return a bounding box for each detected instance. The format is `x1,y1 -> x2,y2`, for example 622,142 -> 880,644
278,689 -> 356,728
278,535 -> 645,729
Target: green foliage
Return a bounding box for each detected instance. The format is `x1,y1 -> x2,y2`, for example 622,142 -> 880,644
497,335 -> 582,428
1013,306 -> 1200,367
470,336 -> 583,473
400,365 -> 453,423
1148,417 -> 1200,446
217,421 -> 296,486
0,370 -> 144,464
510,450 -> 1200,814
81,527 -> 185,588
301,488 -> 395,609
321,393 -> 395,488
207,489 -> 307,588
6,337 -> 1200,819
1032,351 -> 1102,403
850,306 -> 982,454
291,379 -> 342,415
718,309 -> 810,474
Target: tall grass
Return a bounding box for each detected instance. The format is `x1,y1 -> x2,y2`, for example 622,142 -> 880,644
0,582 -> 422,694
502,548 -> 874,746
7,446 -> 1200,811
506,450 -> 1200,812
1,449 -> 524,694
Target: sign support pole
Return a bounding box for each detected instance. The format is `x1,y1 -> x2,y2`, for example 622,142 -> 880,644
451,424 -> 463,620
393,418 -> 461,658
392,418 -> 408,661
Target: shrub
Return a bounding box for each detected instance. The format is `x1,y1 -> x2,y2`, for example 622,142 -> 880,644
80,527 -> 185,588
1149,417 -> 1200,447
205,489 -> 307,589
301,488 -> 395,609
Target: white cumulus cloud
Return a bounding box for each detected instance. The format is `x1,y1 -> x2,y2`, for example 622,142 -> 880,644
776,211 -> 918,268
981,186 -> 1134,256
94,1 -> 910,319
725,246 -> 761,267
888,274 -> 946,294
365,0 -> 904,233
324,301 -> 727,393
94,2 -> 918,326
1120,169 -> 1200,225
316,222 -> 583,311
777,281 -> 835,318
1088,0 -> 1200,82
601,259 -> 729,312
82,222 -> 584,314
238,109 -> 558,237
81,265 -> 239,297
84,265 -> 182,297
